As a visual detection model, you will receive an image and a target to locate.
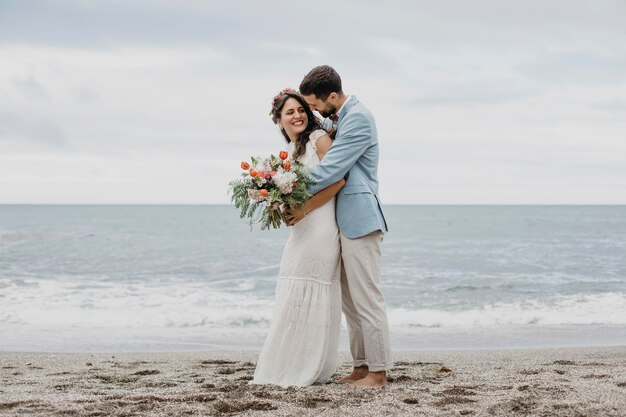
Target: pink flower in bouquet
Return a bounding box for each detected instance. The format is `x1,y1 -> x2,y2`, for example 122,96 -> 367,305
228,150 -> 314,229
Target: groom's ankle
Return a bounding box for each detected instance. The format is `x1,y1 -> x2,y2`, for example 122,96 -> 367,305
353,366 -> 369,376
368,370 -> 387,381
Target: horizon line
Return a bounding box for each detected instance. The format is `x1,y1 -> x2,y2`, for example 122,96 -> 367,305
1,203 -> 626,206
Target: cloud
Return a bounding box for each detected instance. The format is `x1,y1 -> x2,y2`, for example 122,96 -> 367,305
259,42 -> 326,58
0,0 -> 235,47
518,50 -> 626,85
12,75 -> 48,99
405,84 -> 540,107
0,113 -> 66,148
0,0 -> 625,203
592,99 -> 626,112
0,149 -> 234,204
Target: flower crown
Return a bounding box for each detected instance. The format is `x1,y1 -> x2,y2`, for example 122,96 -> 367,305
269,87 -> 298,117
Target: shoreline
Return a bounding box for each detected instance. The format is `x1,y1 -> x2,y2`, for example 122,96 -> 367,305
3,323 -> 625,354
1,346 -> 625,416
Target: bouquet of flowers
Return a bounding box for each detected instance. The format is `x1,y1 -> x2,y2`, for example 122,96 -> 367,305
228,150 -> 314,229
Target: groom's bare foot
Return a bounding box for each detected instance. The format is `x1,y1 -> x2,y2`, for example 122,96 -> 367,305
338,366 -> 369,384
354,371 -> 388,388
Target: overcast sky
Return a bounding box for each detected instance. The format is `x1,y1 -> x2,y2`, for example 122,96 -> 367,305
1,0 -> 625,204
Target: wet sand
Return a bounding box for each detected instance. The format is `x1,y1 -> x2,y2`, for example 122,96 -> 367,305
1,347 -> 625,416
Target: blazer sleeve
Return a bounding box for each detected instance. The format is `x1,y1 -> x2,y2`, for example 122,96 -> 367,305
308,112 -> 371,195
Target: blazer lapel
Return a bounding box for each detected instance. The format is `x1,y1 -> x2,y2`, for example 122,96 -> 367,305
338,96 -> 359,122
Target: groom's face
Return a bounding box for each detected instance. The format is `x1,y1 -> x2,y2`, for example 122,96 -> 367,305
303,93 -> 338,118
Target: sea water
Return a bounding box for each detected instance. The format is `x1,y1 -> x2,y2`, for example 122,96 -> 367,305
1,205 -> 625,351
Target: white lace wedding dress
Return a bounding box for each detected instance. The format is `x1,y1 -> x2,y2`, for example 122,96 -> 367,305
251,129 -> 342,387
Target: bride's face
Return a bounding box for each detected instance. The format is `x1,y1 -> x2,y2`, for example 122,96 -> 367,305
279,98 -> 308,141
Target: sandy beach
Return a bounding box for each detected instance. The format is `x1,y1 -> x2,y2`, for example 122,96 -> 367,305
0,346 -> 624,416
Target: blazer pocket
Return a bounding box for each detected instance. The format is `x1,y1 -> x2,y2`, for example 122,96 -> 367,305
342,184 -> 372,195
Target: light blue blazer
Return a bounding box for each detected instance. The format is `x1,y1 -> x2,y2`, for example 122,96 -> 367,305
308,96 -> 388,239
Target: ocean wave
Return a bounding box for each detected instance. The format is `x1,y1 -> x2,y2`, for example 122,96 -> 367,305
0,277 -> 274,328
388,292 -> 626,328
442,285 -> 492,292
0,231 -> 71,243
2,275 -> 624,331
0,278 -> 38,289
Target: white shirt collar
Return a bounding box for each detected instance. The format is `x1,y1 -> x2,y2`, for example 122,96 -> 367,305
336,95 -> 352,117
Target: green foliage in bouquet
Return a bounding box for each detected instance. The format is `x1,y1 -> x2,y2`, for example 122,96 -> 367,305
228,154 -> 315,230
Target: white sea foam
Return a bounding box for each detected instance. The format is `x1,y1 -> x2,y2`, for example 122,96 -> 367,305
0,277 -> 274,329
388,292 -> 626,328
2,277 -> 624,331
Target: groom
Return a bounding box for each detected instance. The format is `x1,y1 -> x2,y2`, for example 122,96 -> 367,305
299,65 -> 392,388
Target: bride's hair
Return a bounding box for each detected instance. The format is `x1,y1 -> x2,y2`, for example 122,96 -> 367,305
271,91 -> 323,160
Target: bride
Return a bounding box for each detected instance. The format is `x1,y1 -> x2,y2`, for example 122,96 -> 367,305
251,89 -> 345,387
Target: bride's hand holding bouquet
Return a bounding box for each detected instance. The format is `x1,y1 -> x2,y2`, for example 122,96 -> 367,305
228,150 -> 314,229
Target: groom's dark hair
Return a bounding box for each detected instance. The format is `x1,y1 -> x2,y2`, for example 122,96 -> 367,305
299,65 -> 343,100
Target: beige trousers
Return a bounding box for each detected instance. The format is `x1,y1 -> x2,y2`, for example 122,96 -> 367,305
340,230 -> 393,372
